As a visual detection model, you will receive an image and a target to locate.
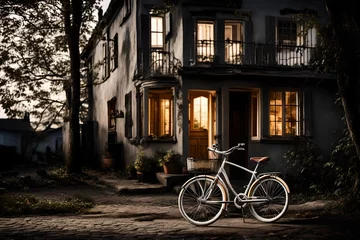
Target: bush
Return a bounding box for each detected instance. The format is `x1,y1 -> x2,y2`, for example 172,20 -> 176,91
284,137 -> 331,194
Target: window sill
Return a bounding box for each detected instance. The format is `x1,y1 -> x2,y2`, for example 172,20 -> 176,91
259,137 -> 301,144
143,136 -> 177,144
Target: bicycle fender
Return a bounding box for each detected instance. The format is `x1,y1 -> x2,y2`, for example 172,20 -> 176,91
249,175 -> 290,194
181,175 -> 230,201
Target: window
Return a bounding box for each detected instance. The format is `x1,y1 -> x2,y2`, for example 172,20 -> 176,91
277,20 -> 298,46
151,16 -> 164,49
107,98 -> 116,131
110,33 -> 118,71
148,88 -> 173,138
224,21 -> 243,64
125,92 -> 132,139
197,21 -> 214,62
192,96 -> 208,130
269,91 -> 302,136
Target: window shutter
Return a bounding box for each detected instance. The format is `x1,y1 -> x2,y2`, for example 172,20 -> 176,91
265,16 -> 276,65
165,12 -> 172,42
244,20 -> 254,64
141,14 -> 150,74
125,92 -> 133,139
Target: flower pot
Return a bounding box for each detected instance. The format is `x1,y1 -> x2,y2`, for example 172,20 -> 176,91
163,162 -> 182,174
102,156 -> 114,168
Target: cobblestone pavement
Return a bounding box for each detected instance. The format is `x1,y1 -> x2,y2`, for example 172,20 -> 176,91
1,169 -> 358,239
1,194 -> 359,240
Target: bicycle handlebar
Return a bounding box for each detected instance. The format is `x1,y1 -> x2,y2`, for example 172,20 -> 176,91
207,143 -> 245,155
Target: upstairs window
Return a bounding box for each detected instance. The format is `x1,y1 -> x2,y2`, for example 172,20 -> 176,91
110,33 -> 118,71
269,91 -> 302,136
151,16 -> 164,49
224,21 -> 243,64
277,20 -> 298,46
148,88 -> 173,139
196,21 -> 214,62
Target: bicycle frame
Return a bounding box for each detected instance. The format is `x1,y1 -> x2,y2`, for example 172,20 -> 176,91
203,153 -> 270,205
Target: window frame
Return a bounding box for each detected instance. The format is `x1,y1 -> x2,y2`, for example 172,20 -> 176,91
268,90 -> 304,137
196,20 -> 215,62
142,86 -> 176,142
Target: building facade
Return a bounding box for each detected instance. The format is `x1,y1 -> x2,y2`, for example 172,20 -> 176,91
82,0 -> 342,176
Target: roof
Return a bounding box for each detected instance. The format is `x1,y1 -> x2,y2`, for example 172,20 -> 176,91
81,0 -> 124,59
0,119 -> 33,132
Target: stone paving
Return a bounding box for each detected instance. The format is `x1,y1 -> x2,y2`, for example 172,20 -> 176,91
0,169 -> 359,239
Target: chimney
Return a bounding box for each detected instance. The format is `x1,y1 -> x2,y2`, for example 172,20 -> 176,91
23,112 -> 30,122
98,7 -> 103,22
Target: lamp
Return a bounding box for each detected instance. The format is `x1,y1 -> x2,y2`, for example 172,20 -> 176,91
115,110 -> 124,118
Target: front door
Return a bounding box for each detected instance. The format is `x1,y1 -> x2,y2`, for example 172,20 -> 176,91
229,91 -> 250,180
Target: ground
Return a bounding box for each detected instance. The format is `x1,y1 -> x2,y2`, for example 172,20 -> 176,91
0,167 -> 359,239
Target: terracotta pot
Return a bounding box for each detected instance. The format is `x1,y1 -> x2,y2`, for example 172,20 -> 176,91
103,156 -> 114,168
163,162 -> 182,174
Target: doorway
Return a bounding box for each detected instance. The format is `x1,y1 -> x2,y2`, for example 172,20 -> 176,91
229,91 -> 250,180
189,91 -> 216,159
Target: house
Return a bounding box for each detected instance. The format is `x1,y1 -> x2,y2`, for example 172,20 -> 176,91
81,0 -> 342,177
0,113 -> 33,165
34,127 -> 63,154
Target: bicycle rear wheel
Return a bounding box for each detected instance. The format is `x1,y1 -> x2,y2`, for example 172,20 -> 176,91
178,176 -> 227,226
248,176 -> 289,222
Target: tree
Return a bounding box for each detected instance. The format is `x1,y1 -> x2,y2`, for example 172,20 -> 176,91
323,0 -> 360,191
0,0 -> 98,172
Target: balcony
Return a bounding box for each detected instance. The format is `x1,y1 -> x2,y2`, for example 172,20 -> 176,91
195,40 -> 316,67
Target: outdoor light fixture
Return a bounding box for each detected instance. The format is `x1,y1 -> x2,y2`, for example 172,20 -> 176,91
115,110 -> 124,118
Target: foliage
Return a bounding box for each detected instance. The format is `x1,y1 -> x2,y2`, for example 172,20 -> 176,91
157,150 -> 181,167
0,194 -> 94,216
0,0 -> 98,129
134,150 -> 157,173
284,137 -> 332,194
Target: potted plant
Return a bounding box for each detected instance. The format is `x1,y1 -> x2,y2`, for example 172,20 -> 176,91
102,142 -> 114,168
134,150 -> 156,182
158,150 -> 182,174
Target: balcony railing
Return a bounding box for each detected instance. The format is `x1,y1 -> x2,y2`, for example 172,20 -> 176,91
149,48 -> 180,76
196,40 -> 316,67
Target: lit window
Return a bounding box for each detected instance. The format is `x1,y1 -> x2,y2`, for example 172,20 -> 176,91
151,16 -> 164,48
197,21 -> 214,62
148,88 -> 173,138
224,21 -> 243,64
269,91 -> 301,136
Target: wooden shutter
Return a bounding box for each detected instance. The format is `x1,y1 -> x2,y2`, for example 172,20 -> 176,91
265,16 -> 276,65
141,14 -> 150,74
125,92 -> 132,139
244,20 -> 253,64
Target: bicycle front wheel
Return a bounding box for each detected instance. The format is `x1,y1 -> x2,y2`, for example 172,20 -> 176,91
248,176 -> 289,223
178,176 -> 227,226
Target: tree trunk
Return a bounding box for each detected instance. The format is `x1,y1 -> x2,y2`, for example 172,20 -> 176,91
62,0 -> 83,173
325,0 -> 360,191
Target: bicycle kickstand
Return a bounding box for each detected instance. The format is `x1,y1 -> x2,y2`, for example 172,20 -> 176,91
241,205 -> 245,223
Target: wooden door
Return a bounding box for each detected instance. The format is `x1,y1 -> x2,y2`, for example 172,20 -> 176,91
189,93 -> 209,159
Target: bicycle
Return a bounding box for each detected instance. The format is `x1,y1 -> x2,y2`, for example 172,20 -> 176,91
178,143 -> 290,226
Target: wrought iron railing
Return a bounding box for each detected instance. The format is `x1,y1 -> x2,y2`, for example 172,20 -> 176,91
195,40 -> 316,67
149,48 -> 180,75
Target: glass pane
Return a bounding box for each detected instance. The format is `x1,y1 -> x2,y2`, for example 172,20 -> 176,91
275,92 -> 282,105
151,17 -> 163,32
269,92 -> 276,105
276,106 -> 282,121
270,106 -> 276,121
193,96 -> 208,129
276,122 -> 282,135
286,92 -> 297,105
269,122 -> 275,135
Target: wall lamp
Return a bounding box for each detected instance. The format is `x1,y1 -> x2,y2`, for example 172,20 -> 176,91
115,110 -> 124,118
